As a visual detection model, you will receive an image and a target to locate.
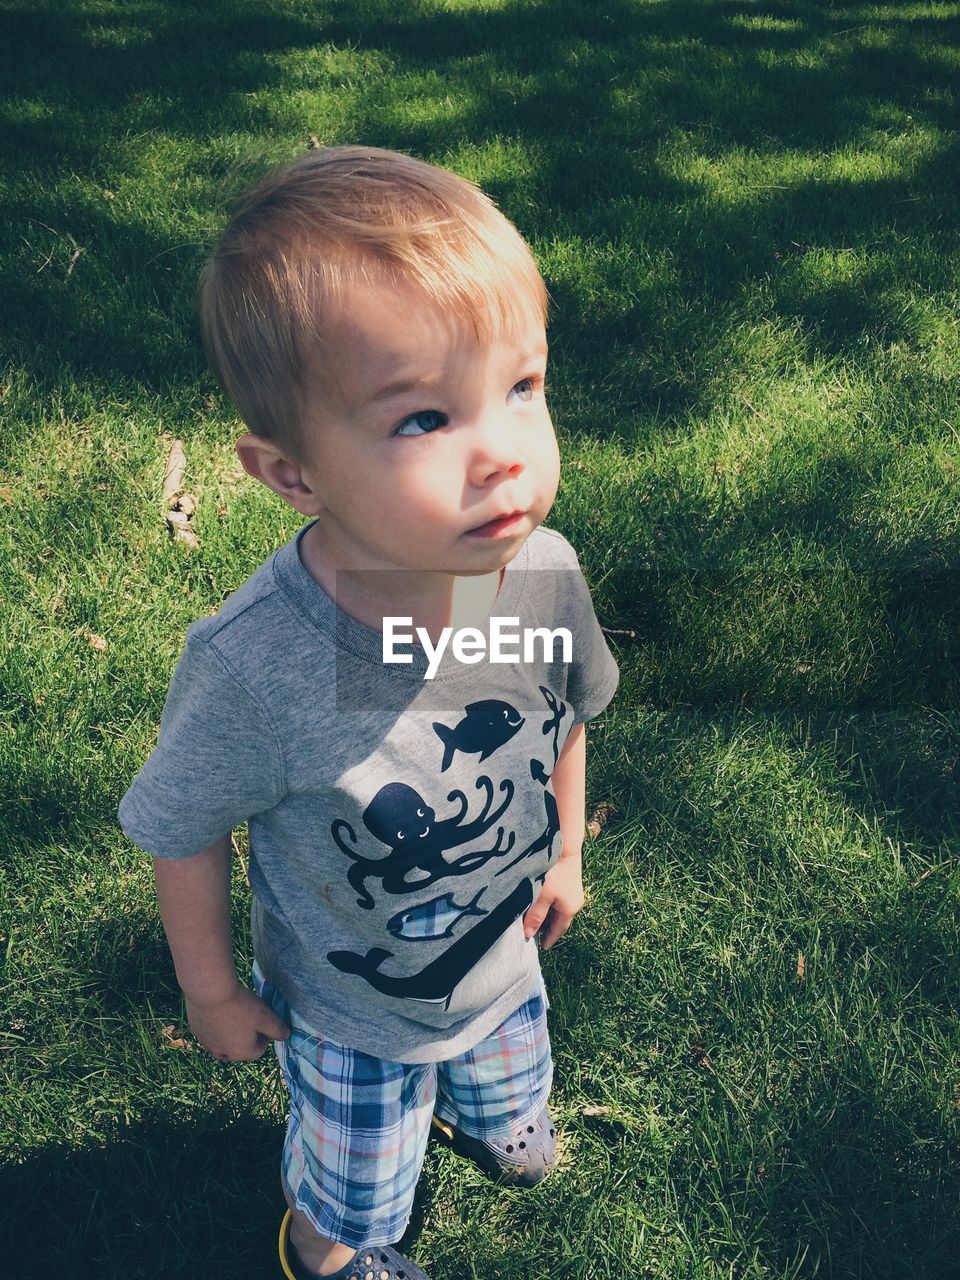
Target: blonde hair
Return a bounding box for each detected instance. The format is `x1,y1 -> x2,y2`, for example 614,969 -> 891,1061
198,145 -> 549,464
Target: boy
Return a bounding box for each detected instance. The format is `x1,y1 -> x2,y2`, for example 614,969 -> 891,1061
119,146 -> 619,1280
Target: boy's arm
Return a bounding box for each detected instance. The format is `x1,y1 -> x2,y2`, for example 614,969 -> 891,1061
153,835 -> 289,1060
523,722 -> 587,950
550,721 -> 587,860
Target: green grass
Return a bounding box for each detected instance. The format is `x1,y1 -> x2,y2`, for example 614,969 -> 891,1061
2,0 -> 960,1276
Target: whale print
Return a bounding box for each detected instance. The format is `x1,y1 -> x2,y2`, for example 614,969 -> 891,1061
433,700 -> 524,773
328,879 -> 534,1007
386,888 -> 488,941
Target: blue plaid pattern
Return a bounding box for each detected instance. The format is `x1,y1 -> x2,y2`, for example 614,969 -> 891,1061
253,963 -> 552,1248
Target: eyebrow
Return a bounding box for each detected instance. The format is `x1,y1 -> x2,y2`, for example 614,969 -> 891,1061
363,346 -> 549,407
365,373 -> 443,407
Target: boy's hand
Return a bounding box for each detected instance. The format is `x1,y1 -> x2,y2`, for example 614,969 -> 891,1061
184,980 -> 291,1062
523,854 -> 586,950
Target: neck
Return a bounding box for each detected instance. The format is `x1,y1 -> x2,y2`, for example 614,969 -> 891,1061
299,523 -> 503,642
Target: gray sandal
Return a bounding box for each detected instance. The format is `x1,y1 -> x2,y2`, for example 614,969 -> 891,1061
279,1210 -> 433,1280
431,1104 -> 558,1186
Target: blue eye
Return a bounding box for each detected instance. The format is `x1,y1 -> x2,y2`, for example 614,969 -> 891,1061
394,410 -> 447,437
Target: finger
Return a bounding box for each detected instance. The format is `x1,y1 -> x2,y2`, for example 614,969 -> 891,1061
264,1012 -> 291,1041
524,910 -> 547,939
233,1039 -> 268,1062
523,897 -> 553,940
211,1037 -> 262,1063
243,1037 -> 273,1059
541,911 -> 573,951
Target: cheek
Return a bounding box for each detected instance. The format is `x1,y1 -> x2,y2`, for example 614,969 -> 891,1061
537,441 -> 561,513
392,470 -> 455,523
536,425 -> 561,482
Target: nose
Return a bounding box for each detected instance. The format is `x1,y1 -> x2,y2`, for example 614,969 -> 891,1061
467,411 -> 525,486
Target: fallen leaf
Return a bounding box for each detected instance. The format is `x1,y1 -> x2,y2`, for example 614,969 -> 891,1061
796,951 -> 806,980
87,632 -> 108,652
174,492 -> 198,517
690,1038 -> 712,1070
587,800 -> 616,839
166,508 -> 201,549
161,1024 -> 193,1051
65,246 -> 84,279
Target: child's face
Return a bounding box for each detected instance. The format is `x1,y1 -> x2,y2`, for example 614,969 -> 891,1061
285,281 -> 560,579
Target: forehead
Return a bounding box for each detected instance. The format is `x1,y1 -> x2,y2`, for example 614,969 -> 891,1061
312,281 -> 546,398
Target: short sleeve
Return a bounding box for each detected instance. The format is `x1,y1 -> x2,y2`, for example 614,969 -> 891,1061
118,631 -> 286,859
563,550 -> 621,725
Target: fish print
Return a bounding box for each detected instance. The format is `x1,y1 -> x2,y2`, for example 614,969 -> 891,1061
433,699 -> 524,773
386,888 -> 488,941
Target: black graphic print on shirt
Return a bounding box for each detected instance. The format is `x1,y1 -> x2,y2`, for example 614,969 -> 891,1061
540,687 -> 566,766
331,776 -> 515,911
327,685 -> 569,1009
328,879 -> 534,1005
492,767 -> 561,880
433,699 -> 524,772
386,888 -> 488,941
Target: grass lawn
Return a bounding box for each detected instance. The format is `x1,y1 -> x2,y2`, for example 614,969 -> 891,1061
2,1 -> 960,1276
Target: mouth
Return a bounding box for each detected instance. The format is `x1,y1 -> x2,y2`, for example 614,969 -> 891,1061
464,509 -> 527,538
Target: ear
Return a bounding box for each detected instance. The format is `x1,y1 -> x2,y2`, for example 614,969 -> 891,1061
235,433 -> 324,516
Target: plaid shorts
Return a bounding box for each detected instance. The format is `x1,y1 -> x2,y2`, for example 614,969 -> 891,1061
252,963 -> 553,1248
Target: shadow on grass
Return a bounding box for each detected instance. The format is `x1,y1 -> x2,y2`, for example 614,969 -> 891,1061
4,3 -> 960,1275
1,0 -> 958,436
683,1062 -> 960,1279
1,1115 -> 438,1279
1,1111 -> 285,1280
2,909 -> 439,1279
5,1110 -> 451,1280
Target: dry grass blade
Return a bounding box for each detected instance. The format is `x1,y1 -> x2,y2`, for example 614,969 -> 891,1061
162,438 -> 186,503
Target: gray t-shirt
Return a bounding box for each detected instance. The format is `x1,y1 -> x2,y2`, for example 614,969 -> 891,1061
119,522 -> 620,1062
